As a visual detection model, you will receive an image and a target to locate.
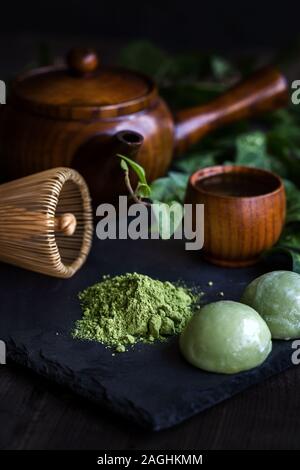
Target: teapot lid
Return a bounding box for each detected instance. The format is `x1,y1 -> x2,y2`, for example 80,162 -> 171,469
11,48 -> 157,120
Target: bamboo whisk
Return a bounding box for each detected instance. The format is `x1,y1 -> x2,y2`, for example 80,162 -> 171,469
0,167 -> 93,278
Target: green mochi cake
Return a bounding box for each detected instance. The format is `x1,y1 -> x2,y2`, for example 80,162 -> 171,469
180,300 -> 272,374
241,270 -> 300,340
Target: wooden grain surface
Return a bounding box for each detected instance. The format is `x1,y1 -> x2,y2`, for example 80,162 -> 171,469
0,50 -> 288,208
186,165 -> 286,267
0,363 -> 299,450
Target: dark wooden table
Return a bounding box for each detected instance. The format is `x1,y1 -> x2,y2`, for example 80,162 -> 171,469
1,362 -> 299,450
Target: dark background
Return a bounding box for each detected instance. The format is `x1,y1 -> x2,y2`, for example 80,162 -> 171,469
0,0 -> 299,80
1,0 -> 300,50
1,0 -> 300,78
1,0 -> 300,451
1,0 -> 300,71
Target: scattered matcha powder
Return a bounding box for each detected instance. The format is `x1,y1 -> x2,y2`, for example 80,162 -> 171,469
72,272 -> 198,352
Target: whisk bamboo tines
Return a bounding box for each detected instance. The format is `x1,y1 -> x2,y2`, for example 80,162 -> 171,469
0,167 -> 93,278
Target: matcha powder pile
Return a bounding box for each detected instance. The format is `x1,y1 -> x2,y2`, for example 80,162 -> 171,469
72,273 -> 197,353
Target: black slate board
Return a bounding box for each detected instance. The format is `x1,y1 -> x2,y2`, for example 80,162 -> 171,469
0,237 -> 295,430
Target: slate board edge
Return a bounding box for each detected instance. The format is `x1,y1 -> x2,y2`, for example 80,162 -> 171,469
6,336 -> 295,432
157,349 -> 294,430
6,337 -> 156,431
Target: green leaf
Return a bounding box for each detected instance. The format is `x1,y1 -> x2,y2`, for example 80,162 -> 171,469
120,159 -> 128,171
288,251 -> 300,273
277,225 -> 300,249
210,55 -> 238,82
118,42 -> 240,87
160,53 -> 206,81
284,180 -> 300,223
235,131 -> 271,169
118,41 -> 169,79
265,246 -> 300,274
175,151 -> 219,175
150,172 -> 189,204
136,182 -> 152,199
271,247 -> 300,273
151,201 -> 184,239
117,154 -> 148,186
161,82 -> 225,110
266,109 -> 300,182
267,225 -> 300,273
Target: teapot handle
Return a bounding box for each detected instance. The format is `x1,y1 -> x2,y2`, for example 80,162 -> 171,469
174,67 -> 289,155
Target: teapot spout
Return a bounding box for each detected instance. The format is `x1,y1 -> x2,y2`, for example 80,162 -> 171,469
72,130 -> 144,206
173,67 -> 288,155
112,130 -> 144,159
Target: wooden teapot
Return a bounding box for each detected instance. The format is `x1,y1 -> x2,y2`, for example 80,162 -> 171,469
0,47 -> 289,204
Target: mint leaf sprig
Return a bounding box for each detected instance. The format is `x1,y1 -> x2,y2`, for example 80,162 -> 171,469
117,154 -> 184,238
117,154 -> 151,203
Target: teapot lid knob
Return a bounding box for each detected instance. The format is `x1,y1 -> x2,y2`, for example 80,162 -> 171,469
66,48 -> 99,76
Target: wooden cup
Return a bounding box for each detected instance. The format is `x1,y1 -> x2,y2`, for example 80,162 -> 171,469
185,165 -> 286,267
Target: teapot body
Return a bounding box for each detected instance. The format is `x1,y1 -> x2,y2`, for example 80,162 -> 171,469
0,97 -> 174,204
0,47 -> 289,206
